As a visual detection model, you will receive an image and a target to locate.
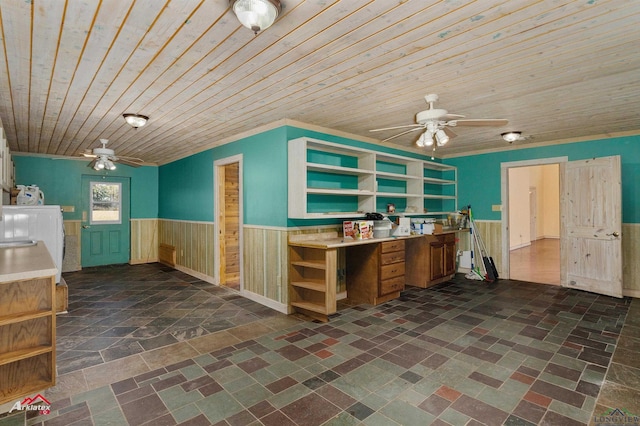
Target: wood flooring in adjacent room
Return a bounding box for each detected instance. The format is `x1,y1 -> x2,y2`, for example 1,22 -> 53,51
510,238 -> 560,285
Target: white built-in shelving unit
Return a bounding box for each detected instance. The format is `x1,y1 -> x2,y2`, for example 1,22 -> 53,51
288,137 -> 457,219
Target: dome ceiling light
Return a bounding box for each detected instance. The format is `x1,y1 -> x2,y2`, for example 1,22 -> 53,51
123,113 -> 149,129
230,0 -> 281,34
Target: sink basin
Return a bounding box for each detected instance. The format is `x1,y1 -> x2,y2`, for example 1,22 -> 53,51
0,240 -> 37,248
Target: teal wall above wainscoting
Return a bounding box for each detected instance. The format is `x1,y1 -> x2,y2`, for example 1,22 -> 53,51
12,155 -> 158,220
445,134 -> 640,223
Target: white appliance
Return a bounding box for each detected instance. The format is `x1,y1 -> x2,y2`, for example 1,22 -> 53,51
0,205 -> 64,283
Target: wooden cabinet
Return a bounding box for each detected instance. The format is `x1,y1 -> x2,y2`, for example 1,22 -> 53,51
0,243 -> 56,405
346,239 -> 405,305
288,137 -> 457,219
405,232 -> 457,288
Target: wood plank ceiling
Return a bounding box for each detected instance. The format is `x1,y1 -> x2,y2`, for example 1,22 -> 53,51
0,0 -> 638,165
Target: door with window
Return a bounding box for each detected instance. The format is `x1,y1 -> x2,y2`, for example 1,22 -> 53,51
81,176 -> 131,267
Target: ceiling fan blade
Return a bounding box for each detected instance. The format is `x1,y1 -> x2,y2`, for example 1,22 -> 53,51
443,127 -> 457,139
82,149 -> 97,158
443,113 -> 465,120
381,127 -> 423,142
114,157 -> 143,167
370,124 -> 422,132
449,119 -> 508,127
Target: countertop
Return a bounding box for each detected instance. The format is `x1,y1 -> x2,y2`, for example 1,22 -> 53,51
288,230 -> 464,249
0,241 -> 58,282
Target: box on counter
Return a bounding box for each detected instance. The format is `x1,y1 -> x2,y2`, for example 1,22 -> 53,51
343,220 -> 374,240
393,217 -> 410,236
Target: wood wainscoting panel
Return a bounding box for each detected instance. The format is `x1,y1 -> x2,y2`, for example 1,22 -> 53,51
623,223 -> 640,297
243,227 -> 288,303
474,220 -> 503,276
158,219 -> 215,279
130,219 -> 159,265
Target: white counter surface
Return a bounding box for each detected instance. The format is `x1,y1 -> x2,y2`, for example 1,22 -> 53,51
0,241 -> 58,282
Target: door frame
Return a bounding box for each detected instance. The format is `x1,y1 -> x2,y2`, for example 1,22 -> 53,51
213,154 -> 244,290
500,157 -> 567,279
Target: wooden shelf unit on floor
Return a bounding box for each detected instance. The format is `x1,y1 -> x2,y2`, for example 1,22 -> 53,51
0,275 -> 56,405
289,234 -> 338,322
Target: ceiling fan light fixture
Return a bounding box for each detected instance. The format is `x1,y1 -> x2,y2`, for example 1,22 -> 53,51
231,0 -> 281,34
416,132 -> 426,147
123,113 -> 149,129
502,131 -> 522,143
435,129 -> 449,146
424,130 -> 434,146
93,155 -> 116,171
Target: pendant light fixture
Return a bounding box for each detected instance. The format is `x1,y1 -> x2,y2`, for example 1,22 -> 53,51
230,0 -> 281,34
123,113 -> 149,129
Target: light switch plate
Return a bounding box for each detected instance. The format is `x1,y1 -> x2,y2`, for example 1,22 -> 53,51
61,205 -> 75,212
492,204 -> 502,212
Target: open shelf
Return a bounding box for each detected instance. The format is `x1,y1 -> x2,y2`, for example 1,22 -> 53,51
291,280 -> 326,292
289,137 -> 457,218
290,301 -> 327,314
0,345 -> 53,366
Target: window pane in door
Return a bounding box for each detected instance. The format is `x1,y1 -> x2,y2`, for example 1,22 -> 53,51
90,182 -> 121,224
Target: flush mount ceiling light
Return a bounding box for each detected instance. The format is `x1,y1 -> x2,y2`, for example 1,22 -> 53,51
230,0 -> 281,34
501,131 -> 522,143
123,113 -> 149,129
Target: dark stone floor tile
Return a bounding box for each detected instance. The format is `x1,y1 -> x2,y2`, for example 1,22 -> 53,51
111,378 -> 138,395
512,400 -> 546,424
225,409 -> 257,426
512,343 -> 554,361
530,379 -> 586,408
469,371 -> 503,388
315,384 -> 357,410
280,393 -> 341,426
461,346 -> 502,363
121,393 -> 169,426
346,402 -> 375,420
275,344 -> 309,361
519,325 -> 549,340
450,394 -> 509,426
418,394 -> 450,416
198,381 -> 224,397
260,410 -> 297,426
139,333 -> 180,351
101,340 -> 145,362
248,400 -> 276,419
40,402 -> 90,426
116,384 -> 156,405
152,373 -> 187,392
543,363 -> 582,382
266,376 -> 297,394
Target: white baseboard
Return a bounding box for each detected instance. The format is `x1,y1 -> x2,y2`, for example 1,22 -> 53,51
510,242 -> 531,251
173,265 -> 217,285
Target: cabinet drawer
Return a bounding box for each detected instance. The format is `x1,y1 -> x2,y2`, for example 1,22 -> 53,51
380,275 -> 404,295
381,250 -> 405,265
381,262 -> 405,280
380,240 -> 405,253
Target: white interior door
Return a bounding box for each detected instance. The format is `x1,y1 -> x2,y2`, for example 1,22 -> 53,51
560,156 -> 622,297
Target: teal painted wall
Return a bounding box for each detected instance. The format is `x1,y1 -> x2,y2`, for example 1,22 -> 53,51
12,155 -> 159,220
445,135 -> 640,223
158,127 -> 288,225
157,125 -> 434,227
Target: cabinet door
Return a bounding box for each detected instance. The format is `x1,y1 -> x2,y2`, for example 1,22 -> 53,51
444,240 -> 456,276
430,242 -> 444,280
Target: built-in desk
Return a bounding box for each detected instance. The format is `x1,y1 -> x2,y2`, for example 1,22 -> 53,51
288,230 -> 462,321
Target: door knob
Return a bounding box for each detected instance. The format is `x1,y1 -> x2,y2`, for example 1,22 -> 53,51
607,231 -> 620,237
82,225 -> 90,229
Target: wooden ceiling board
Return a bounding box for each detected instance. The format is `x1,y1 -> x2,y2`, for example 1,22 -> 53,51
0,0 -> 639,165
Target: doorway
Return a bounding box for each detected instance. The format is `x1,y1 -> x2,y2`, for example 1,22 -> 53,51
214,155 -> 243,291
501,158 -> 564,285
81,175 -> 131,267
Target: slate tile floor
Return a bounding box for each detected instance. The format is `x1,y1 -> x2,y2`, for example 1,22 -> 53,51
1,263 -> 638,425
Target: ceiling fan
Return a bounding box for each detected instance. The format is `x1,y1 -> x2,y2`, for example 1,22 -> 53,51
83,139 -> 144,170
370,94 -> 508,148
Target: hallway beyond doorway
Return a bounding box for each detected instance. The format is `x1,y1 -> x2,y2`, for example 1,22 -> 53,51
510,238 -> 560,285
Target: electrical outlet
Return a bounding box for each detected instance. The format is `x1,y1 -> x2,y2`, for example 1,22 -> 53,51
492,204 -> 502,212
61,205 -> 75,213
